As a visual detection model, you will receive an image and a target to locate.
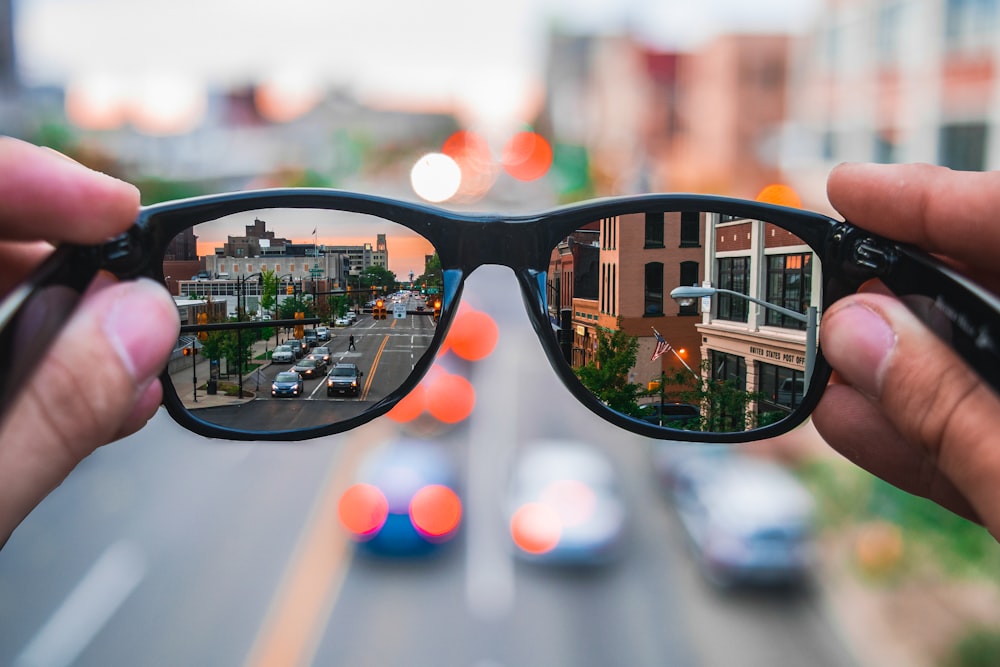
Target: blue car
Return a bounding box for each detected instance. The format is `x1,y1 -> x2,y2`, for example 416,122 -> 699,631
338,439 -> 462,557
271,371 -> 304,398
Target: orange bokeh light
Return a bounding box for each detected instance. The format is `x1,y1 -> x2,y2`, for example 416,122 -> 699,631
424,372 -> 476,424
338,483 -> 389,537
756,183 -> 802,209
502,131 -> 553,181
386,382 -> 427,423
444,308 -> 499,361
510,503 -> 561,554
409,485 -> 462,538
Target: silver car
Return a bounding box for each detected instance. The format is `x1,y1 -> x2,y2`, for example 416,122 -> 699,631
271,344 -> 294,363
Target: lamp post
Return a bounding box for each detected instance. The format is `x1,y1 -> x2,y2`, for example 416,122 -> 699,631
236,272 -> 263,400
670,285 -> 817,384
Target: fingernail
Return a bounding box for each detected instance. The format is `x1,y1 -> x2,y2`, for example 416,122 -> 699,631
823,303 -> 896,398
103,278 -> 177,382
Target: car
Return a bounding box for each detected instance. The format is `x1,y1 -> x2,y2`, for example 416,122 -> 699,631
637,402 -> 700,428
315,327 -> 330,341
346,311 -> 358,322
290,338 -> 308,358
307,346 -> 331,365
337,438 -> 462,557
327,362 -> 363,396
291,357 -> 325,379
271,371 -> 304,398
668,452 -> 814,588
505,440 -> 627,566
271,344 -> 294,363
304,329 -> 319,347
334,316 -> 352,326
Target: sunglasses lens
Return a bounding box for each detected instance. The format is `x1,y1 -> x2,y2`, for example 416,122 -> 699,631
161,207 -> 439,434
551,207 -> 819,435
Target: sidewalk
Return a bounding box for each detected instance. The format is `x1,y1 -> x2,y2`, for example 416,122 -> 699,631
169,335 -> 278,408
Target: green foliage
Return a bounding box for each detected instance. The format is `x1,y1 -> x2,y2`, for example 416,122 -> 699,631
259,269 -> 278,315
943,628 -> 1000,667
575,322 -> 644,416
418,254 -> 443,289
656,362 -> 768,432
278,295 -> 315,319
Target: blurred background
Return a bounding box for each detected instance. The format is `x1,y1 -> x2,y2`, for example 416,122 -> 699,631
2,0 -> 1000,665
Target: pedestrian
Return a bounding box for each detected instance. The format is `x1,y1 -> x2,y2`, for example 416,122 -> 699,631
348,334 -> 356,351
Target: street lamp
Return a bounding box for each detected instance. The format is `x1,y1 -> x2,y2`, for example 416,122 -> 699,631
670,285 -> 817,383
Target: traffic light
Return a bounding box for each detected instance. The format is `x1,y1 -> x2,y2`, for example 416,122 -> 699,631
373,299 -> 386,320
294,311 -> 305,338
432,299 -> 442,322
197,312 -> 208,341
287,285 -> 294,295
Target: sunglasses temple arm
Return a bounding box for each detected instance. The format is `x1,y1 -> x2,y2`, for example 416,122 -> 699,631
881,244 -> 1000,395
0,245 -> 100,429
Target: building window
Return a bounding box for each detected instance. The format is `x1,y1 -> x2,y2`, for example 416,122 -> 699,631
678,261 -> 699,316
644,262 -> 663,316
716,256 -> 750,322
939,122 -> 988,172
945,0 -> 997,52
757,362 -> 805,415
680,211 -> 700,247
766,253 -> 813,330
645,212 -> 664,248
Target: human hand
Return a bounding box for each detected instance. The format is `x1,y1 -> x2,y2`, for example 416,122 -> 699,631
813,162 -> 1000,540
0,137 -> 180,546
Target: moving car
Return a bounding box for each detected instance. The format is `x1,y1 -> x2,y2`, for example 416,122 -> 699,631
290,338 -> 308,358
327,362 -> 363,396
315,327 -> 330,341
271,344 -> 294,363
337,439 -> 462,557
505,440 -> 627,565
271,371 -> 304,398
668,452 -> 814,588
334,316 -> 352,326
304,329 -> 319,347
307,346 -> 331,365
291,357 -> 325,379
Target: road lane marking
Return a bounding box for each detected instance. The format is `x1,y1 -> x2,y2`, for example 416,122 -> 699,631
359,335 -> 389,401
15,540 -> 146,667
243,427 -> 384,667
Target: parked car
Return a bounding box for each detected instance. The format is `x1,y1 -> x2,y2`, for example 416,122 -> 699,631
291,357 -> 325,379
271,371 -> 304,398
327,362 -> 363,396
338,438 -> 462,557
668,452 -> 814,588
308,346 -> 331,365
505,440 -> 628,566
271,344 -> 294,363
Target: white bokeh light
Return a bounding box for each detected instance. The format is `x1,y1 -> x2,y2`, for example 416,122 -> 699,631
410,153 -> 462,203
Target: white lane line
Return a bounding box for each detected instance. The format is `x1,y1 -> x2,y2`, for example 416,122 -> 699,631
15,539 -> 147,667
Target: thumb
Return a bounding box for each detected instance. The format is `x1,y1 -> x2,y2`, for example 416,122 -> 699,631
0,274 -> 179,541
819,292 -> 1000,534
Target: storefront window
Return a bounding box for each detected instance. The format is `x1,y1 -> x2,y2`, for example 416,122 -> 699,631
757,362 -> 805,414
765,253 -> 812,330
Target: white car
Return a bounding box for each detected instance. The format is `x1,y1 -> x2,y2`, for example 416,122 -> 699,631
334,316 -> 352,326
271,344 -> 294,363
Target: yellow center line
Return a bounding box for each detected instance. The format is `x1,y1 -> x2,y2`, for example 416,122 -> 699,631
359,335 -> 389,401
243,425 -> 388,667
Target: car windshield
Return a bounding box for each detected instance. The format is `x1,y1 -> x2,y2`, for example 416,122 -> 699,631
275,372 -> 299,382
332,367 -> 356,377
297,360 -> 316,367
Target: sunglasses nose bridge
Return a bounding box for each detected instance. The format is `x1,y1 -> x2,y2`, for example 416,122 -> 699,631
454,219 -> 550,274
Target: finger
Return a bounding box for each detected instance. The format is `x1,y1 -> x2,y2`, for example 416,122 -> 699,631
0,241 -> 53,295
819,292 -> 1000,538
812,383 -> 980,524
827,162 -> 1000,269
0,275 -> 179,541
0,137 -> 140,244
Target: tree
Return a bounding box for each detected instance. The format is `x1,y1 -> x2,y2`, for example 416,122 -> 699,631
574,321 -> 645,416
259,269 -> 278,317
418,253 -> 443,289
362,265 -> 396,292
656,363 -> 770,433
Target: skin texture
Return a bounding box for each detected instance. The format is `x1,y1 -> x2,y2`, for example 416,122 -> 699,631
814,162 -> 1000,541
0,137 -> 180,545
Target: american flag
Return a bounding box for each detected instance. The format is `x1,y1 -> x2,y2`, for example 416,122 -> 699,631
651,329 -> 672,361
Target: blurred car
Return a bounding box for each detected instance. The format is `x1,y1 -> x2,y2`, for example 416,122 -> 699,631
334,316 -> 352,326
271,344 -> 294,363
337,439 -> 462,557
290,338 -> 308,358
291,357 -> 325,379
327,362 -> 363,396
505,440 -> 627,566
308,346 -> 332,365
668,453 -> 814,588
271,371 -> 304,398
304,329 -> 319,347
637,402 -> 700,428
315,326 -> 330,341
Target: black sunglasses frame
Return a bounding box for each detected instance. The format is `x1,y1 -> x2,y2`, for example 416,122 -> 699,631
2,189 -> 998,443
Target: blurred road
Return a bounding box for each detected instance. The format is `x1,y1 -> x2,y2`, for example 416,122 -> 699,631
0,267 -> 860,667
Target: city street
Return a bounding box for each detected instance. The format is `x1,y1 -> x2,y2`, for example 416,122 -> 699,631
0,268 -> 860,667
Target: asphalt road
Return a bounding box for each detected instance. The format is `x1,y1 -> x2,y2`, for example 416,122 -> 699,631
0,268 -> 861,667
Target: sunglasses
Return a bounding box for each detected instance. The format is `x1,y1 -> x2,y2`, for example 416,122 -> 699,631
2,190 -> 998,443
